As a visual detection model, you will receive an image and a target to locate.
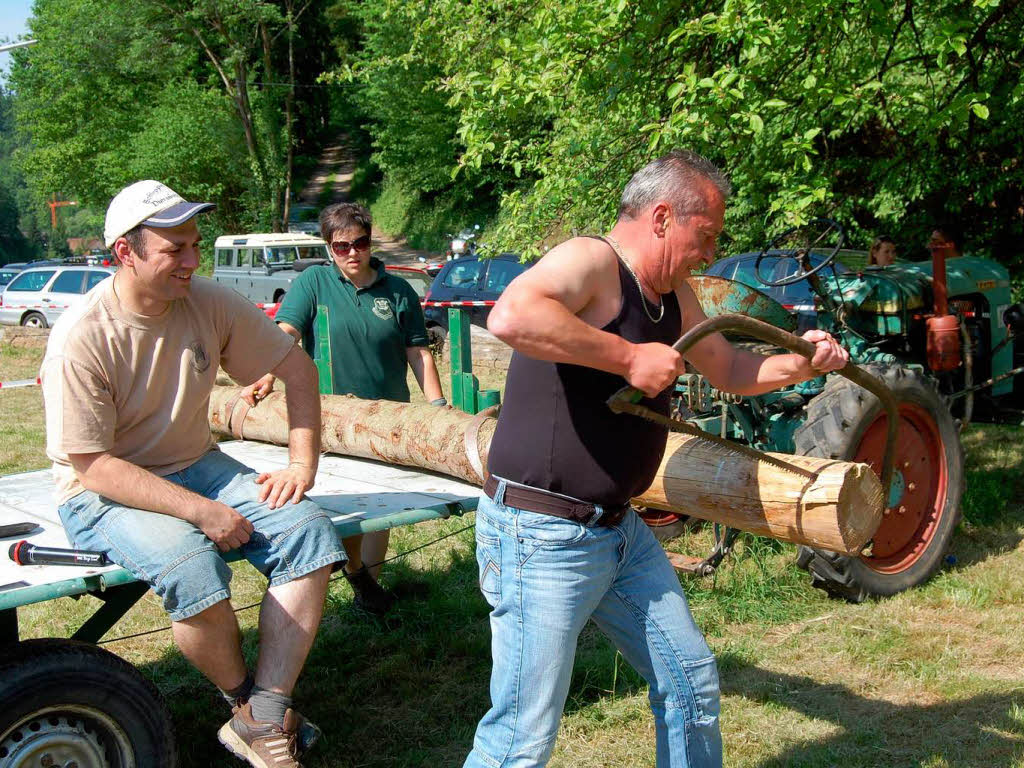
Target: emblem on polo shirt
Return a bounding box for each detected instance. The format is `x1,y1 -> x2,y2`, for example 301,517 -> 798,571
372,298 -> 394,320
188,341 -> 211,373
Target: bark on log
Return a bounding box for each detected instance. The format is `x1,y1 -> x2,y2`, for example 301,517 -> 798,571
208,385 -> 882,553
633,432 -> 883,554
208,386 -> 495,485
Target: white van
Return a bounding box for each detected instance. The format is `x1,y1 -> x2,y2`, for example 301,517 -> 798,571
212,233 -> 330,304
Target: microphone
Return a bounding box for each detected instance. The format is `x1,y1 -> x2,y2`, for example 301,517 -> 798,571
8,540 -> 111,567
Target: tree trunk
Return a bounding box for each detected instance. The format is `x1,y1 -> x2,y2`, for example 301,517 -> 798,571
633,432 -> 883,554
208,386 -> 882,553
208,386 -> 495,485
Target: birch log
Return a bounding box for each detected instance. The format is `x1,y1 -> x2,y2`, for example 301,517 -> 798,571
208,385 -> 882,553
633,432 -> 883,554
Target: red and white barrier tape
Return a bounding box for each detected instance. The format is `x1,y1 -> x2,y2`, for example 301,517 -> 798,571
254,299 -> 490,315
1,304 -> 72,310
0,378 -> 41,389
422,300 -> 496,308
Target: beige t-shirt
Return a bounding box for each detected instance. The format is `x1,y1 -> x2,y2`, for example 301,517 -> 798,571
42,275 -> 297,503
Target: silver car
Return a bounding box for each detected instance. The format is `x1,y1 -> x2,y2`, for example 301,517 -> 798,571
0,265 -> 116,328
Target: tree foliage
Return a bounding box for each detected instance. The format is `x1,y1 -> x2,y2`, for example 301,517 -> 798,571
350,0 -> 1024,263
8,0 -> 338,235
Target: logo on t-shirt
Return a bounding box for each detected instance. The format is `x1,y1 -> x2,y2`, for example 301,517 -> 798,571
188,341 -> 210,374
372,298 -> 394,320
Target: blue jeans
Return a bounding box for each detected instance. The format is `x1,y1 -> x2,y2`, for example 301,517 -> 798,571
59,449 -> 344,621
464,480 -> 722,768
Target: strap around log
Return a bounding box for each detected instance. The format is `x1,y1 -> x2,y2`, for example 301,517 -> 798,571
464,405 -> 499,485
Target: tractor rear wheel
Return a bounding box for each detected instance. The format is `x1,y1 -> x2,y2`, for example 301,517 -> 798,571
636,507 -> 689,541
793,365 -> 963,601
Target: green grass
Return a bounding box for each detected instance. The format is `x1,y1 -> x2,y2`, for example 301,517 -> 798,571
3,341 -> 1024,767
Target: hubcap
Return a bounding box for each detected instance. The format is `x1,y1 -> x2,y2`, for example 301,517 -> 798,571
0,706 -> 132,768
854,403 -> 948,573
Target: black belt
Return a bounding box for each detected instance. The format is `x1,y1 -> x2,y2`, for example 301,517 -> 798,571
483,476 -> 630,528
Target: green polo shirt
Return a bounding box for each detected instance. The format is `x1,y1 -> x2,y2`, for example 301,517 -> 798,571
275,258 -> 428,401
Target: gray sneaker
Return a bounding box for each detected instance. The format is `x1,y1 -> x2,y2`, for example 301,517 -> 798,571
218,702 -> 302,767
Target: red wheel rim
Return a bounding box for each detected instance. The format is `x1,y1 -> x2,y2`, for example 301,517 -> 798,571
853,403 -> 948,573
638,509 -> 684,528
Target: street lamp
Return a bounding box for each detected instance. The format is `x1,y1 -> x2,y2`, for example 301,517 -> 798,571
0,40 -> 38,54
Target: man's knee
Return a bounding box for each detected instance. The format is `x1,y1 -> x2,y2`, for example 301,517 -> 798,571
157,546 -> 234,621
260,506 -> 345,586
650,654 -> 720,724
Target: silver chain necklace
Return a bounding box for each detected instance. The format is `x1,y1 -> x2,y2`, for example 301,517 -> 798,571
603,234 -> 664,324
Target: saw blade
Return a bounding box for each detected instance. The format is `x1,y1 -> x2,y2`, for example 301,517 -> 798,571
609,400 -> 815,479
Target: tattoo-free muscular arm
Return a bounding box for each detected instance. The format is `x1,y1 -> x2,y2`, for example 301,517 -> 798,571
486,240 -> 684,397
239,322 -> 302,406
253,343 -> 322,508
68,453 -> 254,551
676,282 -> 848,395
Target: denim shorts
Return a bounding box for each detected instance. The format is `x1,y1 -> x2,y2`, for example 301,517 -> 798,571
58,449 -> 344,621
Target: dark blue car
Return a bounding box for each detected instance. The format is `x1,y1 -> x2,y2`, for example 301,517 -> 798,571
423,252 -> 530,338
704,250 -> 859,332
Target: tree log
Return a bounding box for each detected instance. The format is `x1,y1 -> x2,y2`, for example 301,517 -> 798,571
633,432 -> 883,554
208,386 -> 882,553
208,386 -> 495,485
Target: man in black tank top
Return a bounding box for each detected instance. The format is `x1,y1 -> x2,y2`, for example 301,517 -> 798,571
463,151 -> 849,768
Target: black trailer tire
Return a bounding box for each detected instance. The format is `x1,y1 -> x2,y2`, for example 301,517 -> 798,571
0,638 -> 176,768
793,365 -> 964,601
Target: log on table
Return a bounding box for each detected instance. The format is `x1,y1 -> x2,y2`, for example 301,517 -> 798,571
633,432 -> 883,554
208,386 -> 495,485
209,386 -> 882,553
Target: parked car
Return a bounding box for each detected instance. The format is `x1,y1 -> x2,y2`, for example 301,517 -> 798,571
704,249 -> 861,332
385,265 -> 433,300
423,252 -> 530,337
212,233 -> 330,304
0,265 -> 116,328
0,264 -> 25,287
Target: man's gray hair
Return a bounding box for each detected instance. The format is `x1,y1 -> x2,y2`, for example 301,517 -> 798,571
618,150 -> 731,221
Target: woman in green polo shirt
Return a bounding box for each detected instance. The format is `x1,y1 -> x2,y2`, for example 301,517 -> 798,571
242,202 -> 445,614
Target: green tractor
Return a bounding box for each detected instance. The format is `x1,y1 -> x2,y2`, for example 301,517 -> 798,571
651,219 -> 1024,601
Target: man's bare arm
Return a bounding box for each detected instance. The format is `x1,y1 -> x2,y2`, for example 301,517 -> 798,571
487,239 -> 683,397
254,343 -> 321,508
676,282 -> 848,395
68,453 -> 253,551
240,322 -> 302,406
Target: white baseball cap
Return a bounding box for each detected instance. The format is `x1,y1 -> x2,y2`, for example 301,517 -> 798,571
104,180 -> 215,248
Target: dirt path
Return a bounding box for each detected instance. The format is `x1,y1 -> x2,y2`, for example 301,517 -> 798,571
297,139 -> 437,268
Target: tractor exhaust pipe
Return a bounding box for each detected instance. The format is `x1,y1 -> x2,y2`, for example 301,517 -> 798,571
926,241 -> 961,372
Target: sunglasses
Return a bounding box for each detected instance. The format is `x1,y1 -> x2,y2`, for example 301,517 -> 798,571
330,235 -> 371,255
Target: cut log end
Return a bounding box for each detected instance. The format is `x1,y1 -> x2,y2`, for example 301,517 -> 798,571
633,433 -> 884,555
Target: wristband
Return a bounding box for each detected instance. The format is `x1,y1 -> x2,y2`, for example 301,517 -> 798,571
430,397 -> 448,407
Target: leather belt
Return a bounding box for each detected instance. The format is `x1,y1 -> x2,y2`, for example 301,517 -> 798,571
483,476 -> 630,528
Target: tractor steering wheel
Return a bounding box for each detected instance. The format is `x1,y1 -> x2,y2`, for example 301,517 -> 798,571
755,218 -> 845,287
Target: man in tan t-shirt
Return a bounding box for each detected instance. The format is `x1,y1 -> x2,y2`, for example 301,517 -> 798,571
41,180 -> 344,768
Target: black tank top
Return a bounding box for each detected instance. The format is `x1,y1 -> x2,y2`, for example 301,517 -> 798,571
487,252 -> 682,506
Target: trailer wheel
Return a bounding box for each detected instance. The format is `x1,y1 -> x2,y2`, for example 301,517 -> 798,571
0,639 -> 176,768
793,365 -> 963,601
